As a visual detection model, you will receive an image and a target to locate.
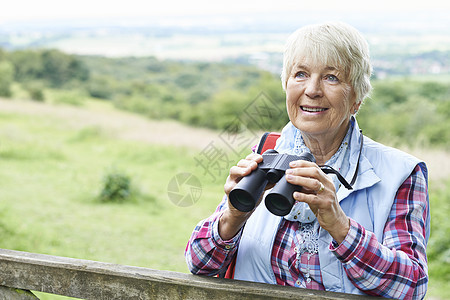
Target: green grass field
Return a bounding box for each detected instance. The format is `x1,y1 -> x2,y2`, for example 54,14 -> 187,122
0,98 -> 448,299
0,99 -> 230,299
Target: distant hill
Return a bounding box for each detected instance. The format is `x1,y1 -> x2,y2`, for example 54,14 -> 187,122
1,11 -> 449,77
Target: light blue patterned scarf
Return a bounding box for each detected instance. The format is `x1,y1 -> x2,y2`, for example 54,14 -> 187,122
283,121 -> 354,223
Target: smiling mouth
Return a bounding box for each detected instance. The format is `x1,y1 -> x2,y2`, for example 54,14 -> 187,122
301,106 -> 328,113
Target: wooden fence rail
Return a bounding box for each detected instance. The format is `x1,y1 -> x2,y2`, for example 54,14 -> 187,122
0,248 -> 376,299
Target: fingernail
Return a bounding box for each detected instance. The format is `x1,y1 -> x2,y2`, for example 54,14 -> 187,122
286,169 -> 293,174
286,174 -> 293,180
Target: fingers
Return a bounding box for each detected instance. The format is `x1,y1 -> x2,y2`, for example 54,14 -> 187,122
289,159 -> 316,169
292,190 -> 324,206
232,153 -> 262,177
236,153 -> 261,168
285,165 -> 329,193
292,185 -> 350,243
224,153 -> 262,195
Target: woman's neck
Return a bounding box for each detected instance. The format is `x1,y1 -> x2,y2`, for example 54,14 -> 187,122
301,123 -> 350,165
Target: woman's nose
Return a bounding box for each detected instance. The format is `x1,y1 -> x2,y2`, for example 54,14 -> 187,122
305,77 -> 323,99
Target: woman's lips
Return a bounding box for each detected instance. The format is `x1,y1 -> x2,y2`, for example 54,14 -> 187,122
300,106 -> 328,113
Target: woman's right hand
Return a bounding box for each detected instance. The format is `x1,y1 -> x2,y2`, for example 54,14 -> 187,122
219,153 -> 263,240
224,152 -> 263,198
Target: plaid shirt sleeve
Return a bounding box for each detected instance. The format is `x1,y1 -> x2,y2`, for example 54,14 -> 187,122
331,165 -> 429,299
185,196 -> 242,276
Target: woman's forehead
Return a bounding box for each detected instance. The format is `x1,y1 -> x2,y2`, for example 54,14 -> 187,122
291,56 -> 344,73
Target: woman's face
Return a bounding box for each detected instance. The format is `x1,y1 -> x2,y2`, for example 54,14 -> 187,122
286,58 -> 358,141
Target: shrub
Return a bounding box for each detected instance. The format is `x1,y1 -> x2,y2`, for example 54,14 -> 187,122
86,75 -> 115,100
25,82 -> 45,101
52,90 -> 84,106
99,169 -> 132,203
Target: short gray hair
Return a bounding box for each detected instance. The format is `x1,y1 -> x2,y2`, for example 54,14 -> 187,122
281,22 -> 372,104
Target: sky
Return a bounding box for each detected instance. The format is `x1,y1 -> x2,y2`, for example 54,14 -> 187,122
1,0 -> 449,22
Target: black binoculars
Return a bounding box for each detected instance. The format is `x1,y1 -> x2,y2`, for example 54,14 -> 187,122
229,150 -> 316,216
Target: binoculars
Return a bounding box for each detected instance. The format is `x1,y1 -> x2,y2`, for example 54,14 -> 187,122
229,150 -> 316,216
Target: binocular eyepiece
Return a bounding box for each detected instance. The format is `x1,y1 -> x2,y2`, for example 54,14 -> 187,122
229,150 -> 316,216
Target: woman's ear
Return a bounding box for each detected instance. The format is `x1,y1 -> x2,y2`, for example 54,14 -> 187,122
351,101 -> 362,115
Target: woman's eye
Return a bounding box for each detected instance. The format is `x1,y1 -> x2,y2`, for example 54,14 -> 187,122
325,74 -> 339,82
295,71 -> 307,79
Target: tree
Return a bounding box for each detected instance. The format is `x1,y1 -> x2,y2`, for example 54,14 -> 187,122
41,49 -> 89,87
9,50 -> 43,82
0,60 -> 14,97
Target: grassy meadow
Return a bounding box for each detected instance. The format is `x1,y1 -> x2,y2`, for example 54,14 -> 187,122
0,98 -> 449,299
0,98 -> 233,299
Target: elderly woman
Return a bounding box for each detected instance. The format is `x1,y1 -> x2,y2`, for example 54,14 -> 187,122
185,22 -> 429,299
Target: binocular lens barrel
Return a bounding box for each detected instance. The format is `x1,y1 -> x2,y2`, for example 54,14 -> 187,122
265,152 -> 314,216
266,169 -> 284,183
229,168 -> 268,212
265,174 -> 301,216
229,150 -> 316,216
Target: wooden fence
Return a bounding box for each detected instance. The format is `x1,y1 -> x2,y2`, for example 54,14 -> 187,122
0,248 -> 376,299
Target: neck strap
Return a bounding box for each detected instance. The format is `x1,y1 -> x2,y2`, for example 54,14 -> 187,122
320,130 -> 363,190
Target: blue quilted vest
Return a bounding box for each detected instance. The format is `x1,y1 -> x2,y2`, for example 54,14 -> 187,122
233,119 -> 429,295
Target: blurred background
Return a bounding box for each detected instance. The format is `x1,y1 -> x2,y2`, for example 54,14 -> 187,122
0,1 -> 449,299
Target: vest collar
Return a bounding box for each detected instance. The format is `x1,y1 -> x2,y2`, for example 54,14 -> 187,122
336,118 -> 380,201
275,118 -> 381,202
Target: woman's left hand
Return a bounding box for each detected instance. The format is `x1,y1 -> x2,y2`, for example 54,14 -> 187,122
285,160 -> 350,244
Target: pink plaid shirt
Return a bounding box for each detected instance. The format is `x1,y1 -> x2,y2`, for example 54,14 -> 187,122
185,165 -> 428,299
